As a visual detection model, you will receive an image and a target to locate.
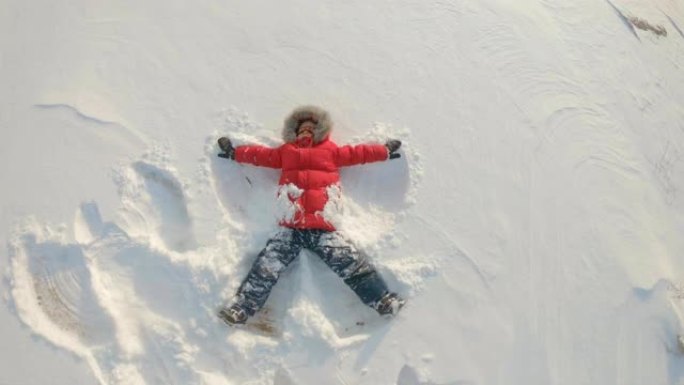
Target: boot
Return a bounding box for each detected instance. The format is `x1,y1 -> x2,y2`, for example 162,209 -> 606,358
218,304 -> 248,326
375,292 -> 405,316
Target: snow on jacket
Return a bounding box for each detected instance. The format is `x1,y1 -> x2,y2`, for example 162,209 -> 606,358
234,105 -> 389,231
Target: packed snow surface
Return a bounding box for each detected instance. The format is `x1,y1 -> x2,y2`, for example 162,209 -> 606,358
2,0 -> 684,384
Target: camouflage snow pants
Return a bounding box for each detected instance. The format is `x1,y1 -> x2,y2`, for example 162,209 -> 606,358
233,228 -> 389,316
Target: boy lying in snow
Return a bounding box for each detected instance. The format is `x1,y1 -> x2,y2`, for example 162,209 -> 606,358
216,105 -> 405,326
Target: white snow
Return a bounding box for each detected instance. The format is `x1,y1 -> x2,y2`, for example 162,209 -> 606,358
2,0 -> 684,384
275,183 -> 304,224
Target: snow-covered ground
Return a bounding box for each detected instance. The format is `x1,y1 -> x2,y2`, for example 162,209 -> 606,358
2,0 -> 684,384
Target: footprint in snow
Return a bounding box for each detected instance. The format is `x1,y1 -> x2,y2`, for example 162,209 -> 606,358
130,161 -> 197,252
397,364 -> 473,385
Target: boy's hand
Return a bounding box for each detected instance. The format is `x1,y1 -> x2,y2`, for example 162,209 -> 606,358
218,137 -> 235,159
386,139 -> 402,159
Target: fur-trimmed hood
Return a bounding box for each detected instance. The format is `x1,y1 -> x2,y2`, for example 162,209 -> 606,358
282,105 -> 332,144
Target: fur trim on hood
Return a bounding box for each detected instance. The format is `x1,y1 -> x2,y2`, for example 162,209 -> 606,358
282,105 -> 332,144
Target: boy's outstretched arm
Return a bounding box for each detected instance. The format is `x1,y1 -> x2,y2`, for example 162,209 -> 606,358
217,137 -> 283,169
334,139 -> 402,167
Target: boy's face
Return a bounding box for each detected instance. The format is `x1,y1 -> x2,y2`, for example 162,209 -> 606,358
297,121 -> 315,139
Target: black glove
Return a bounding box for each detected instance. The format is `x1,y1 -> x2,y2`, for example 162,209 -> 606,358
386,139 -> 402,160
217,137 -> 235,159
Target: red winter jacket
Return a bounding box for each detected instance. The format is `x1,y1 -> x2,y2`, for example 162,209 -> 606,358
234,106 -> 389,231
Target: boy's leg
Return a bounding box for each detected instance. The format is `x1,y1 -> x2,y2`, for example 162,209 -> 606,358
231,229 -> 302,317
310,231 -> 389,307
